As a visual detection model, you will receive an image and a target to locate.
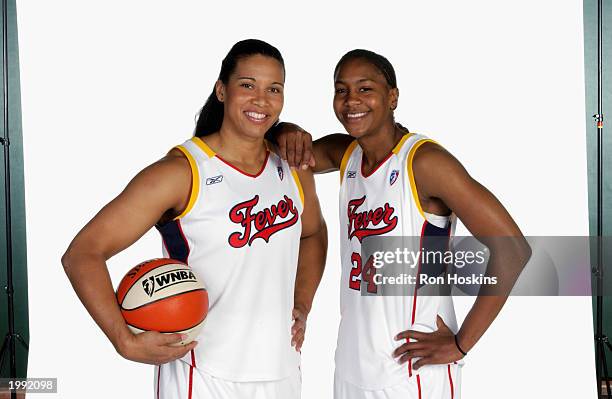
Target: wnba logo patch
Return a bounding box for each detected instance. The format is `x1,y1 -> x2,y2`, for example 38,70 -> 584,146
142,269 -> 197,297
390,170 -> 399,186
277,166 -> 284,181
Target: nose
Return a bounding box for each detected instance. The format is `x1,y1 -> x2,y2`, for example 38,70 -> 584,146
252,87 -> 268,108
346,89 -> 361,106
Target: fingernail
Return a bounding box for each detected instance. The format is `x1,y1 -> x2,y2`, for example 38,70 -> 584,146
181,334 -> 188,340
301,164 -> 307,170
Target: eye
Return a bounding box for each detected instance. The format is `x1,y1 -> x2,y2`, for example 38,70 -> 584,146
335,87 -> 347,94
269,87 -> 282,94
359,87 -> 372,92
240,83 -> 254,89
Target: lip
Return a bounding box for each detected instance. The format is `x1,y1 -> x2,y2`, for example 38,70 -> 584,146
243,110 -> 270,124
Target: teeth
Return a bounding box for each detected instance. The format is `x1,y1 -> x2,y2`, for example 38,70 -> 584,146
245,111 -> 266,120
347,112 -> 367,119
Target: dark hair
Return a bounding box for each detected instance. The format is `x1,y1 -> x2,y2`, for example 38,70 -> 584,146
334,49 -> 397,89
194,39 -> 285,137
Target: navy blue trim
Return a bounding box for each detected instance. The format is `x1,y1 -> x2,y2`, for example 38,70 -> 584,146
155,220 -> 190,264
419,220 -> 452,287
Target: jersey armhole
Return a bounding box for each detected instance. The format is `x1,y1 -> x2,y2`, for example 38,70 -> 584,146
290,169 -> 305,207
172,145 -> 200,220
339,140 -> 358,182
406,139 -> 438,219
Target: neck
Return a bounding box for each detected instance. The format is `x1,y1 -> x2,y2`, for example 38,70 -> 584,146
358,122 -> 405,167
210,123 -> 267,162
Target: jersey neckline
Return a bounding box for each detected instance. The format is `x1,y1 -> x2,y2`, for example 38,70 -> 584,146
359,133 -> 413,178
216,150 -> 270,178
360,151 -> 394,178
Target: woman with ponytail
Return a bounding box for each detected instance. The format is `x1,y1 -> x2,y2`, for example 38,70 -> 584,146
62,39 -> 327,399
276,49 -> 530,399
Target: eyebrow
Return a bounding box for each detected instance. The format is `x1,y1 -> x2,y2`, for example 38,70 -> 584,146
335,78 -> 375,84
236,76 -> 284,87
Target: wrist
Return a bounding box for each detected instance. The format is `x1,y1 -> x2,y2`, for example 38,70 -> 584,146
293,301 -> 311,316
454,334 -> 468,357
113,326 -> 135,358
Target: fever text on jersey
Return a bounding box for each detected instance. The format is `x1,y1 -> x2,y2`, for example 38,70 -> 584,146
347,195 -> 397,242
228,195 -> 299,248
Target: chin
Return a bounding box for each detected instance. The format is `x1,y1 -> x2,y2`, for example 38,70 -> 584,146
344,125 -> 368,139
245,125 -> 272,139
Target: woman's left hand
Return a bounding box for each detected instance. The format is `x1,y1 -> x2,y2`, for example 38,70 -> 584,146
393,316 -> 465,370
291,306 -> 308,352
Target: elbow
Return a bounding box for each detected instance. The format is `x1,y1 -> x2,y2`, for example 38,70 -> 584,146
61,244 -> 85,277
517,239 -> 532,271
61,248 -> 74,275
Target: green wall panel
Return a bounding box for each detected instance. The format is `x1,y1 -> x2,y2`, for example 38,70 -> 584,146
583,0 -> 612,378
0,0 -> 28,378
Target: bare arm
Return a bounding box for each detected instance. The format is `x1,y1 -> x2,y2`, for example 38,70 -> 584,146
394,142 -> 531,368
271,122 -> 353,173
291,168 -> 328,351
61,151 -> 198,365
311,134 -> 354,173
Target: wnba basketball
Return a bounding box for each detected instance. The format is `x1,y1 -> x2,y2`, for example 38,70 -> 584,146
116,258 -> 208,346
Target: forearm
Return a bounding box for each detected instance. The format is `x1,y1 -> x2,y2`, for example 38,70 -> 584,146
456,241 -> 531,352
311,134 -> 354,174
294,222 -> 328,313
62,251 -> 132,354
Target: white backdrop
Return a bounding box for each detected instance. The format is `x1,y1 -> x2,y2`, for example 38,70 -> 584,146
17,0 -> 596,398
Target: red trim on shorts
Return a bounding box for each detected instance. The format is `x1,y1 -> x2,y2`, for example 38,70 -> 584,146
216,151 -> 269,178
157,365 -> 161,399
448,364 -> 455,399
408,221 -> 427,378
188,364 -> 194,399
417,374 -> 422,399
187,349 -> 196,399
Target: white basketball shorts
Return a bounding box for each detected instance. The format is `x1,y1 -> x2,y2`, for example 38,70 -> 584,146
154,358 -> 301,399
334,363 -> 461,399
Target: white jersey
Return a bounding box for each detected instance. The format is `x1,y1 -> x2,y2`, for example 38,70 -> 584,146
336,133 -> 461,390
156,136 -> 303,382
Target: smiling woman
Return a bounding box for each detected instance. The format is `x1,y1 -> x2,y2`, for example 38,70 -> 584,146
274,48 -> 531,399
61,39 -> 327,399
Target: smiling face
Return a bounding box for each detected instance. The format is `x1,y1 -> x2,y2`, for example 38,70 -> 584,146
216,54 -> 285,139
333,58 -> 398,139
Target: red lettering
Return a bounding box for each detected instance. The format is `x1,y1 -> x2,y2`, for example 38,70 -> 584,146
347,195 -> 397,242
228,195 -> 299,248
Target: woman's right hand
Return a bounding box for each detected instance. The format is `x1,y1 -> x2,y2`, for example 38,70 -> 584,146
274,122 -> 316,170
117,331 -> 198,366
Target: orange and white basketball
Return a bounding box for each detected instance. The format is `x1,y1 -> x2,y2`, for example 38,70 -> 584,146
116,258 -> 208,346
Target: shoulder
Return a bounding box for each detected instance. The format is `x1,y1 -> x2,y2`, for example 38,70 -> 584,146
295,166 -> 316,192
152,148 -> 191,178
411,140 -> 472,201
127,148 -> 192,196
412,141 -> 463,174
